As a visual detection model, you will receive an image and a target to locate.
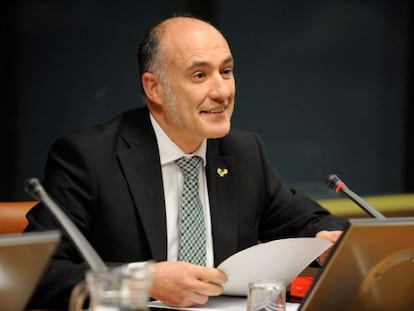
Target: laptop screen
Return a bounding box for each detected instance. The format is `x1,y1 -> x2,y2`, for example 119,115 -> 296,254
299,218 -> 414,311
0,231 -> 60,311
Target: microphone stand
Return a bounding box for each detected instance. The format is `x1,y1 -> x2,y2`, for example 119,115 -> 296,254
25,178 -> 107,271
325,174 -> 386,220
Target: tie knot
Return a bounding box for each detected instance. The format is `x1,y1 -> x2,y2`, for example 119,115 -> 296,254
175,156 -> 202,179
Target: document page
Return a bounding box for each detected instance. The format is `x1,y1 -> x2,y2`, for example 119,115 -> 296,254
217,237 -> 331,296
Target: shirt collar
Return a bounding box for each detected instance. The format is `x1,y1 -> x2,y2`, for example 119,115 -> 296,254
149,113 -> 207,167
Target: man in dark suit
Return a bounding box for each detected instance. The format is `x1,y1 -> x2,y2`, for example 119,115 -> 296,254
25,16 -> 348,309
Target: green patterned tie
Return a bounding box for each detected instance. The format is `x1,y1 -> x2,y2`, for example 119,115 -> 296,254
175,156 -> 206,266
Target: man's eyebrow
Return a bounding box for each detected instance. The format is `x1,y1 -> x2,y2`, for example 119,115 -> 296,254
187,56 -> 234,71
222,56 -> 234,65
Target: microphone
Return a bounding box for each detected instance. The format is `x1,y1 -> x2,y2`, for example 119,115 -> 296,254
25,177 -> 107,271
325,174 -> 386,220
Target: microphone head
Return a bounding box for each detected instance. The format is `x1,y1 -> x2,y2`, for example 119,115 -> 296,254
24,177 -> 42,199
324,174 -> 342,190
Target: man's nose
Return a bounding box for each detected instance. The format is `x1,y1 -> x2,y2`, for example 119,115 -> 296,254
209,74 -> 234,100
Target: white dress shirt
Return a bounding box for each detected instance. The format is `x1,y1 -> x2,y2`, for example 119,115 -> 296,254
149,113 -> 214,267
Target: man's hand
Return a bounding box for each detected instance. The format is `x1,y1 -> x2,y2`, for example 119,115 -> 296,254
150,261 -> 228,307
315,230 -> 343,265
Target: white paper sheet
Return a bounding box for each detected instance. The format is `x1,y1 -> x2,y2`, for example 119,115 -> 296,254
217,237 -> 331,296
149,296 -> 300,311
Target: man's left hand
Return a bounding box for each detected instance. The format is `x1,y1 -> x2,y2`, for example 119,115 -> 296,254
315,230 -> 343,265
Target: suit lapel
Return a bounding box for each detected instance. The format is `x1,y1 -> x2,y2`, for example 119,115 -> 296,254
206,140 -> 239,266
115,109 -> 240,265
117,109 -> 167,261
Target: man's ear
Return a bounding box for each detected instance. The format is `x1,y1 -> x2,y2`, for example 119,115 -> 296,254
141,72 -> 163,105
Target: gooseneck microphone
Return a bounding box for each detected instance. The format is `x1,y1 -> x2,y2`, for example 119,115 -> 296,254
325,174 -> 386,220
25,178 -> 107,271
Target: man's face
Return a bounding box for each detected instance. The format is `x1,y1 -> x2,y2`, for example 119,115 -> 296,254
155,19 -> 235,152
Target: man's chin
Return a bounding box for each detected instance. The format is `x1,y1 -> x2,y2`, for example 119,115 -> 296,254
205,126 -> 231,139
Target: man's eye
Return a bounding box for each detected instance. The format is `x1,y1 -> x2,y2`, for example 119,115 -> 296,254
193,72 -> 206,79
222,68 -> 233,76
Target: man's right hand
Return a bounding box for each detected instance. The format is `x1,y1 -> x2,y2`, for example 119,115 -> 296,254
150,261 -> 228,307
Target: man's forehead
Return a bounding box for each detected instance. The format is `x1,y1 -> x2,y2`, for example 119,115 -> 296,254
168,46 -> 233,72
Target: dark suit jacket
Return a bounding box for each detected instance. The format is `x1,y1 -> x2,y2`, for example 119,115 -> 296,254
25,106 -> 347,309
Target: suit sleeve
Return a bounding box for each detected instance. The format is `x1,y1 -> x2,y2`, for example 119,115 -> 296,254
252,134 -> 349,242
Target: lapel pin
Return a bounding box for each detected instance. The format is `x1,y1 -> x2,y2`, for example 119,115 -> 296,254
217,168 -> 228,177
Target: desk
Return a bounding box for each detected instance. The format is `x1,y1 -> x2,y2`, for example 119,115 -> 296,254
149,296 -> 301,310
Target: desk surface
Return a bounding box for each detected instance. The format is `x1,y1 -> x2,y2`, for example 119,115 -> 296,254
148,294 -> 302,310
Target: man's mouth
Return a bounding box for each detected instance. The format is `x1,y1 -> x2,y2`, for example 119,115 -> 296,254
201,106 -> 226,114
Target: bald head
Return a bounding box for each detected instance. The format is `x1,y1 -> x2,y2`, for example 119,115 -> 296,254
138,16 -> 230,81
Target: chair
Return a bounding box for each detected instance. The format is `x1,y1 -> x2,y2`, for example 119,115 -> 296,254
0,201 -> 38,234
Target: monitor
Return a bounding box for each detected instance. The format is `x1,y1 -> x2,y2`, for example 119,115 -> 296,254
0,231 -> 60,311
299,218 -> 414,311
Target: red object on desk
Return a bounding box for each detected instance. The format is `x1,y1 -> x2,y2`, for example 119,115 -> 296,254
290,276 -> 314,298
